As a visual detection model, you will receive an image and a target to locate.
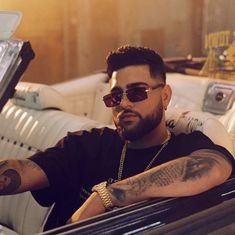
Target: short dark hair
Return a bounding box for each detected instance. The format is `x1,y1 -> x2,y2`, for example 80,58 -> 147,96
106,45 -> 166,83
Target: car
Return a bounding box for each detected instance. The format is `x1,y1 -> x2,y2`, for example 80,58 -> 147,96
0,11 -> 234,235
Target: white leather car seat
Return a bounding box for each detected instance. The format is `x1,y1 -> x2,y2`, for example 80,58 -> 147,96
0,83 -> 102,235
166,107 -> 234,155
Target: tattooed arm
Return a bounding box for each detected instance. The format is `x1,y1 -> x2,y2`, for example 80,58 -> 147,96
0,159 -> 49,195
68,149 -> 232,223
108,149 -> 232,206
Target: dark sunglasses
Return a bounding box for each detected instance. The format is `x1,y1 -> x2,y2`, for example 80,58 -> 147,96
103,83 -> 165,107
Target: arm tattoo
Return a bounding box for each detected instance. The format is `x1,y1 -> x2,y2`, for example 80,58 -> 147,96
19,159 -> 42,172
110,155 -> 219,201
0,159 -> 40,195
108,187 -> 126,202
0,169 -> 21,194
182,156 -> 218,181
0,161 -> 8,168
0,160 -> 21,194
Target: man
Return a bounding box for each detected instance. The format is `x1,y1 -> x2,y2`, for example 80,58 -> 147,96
0,46 -> 234,231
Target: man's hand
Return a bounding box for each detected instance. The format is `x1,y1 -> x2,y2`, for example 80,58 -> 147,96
67,192 -> 106,224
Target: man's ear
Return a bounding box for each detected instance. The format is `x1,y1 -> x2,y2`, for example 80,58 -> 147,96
162,84 -> 172,110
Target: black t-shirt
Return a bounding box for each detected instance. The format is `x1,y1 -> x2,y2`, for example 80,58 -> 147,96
29,127 -> 234,230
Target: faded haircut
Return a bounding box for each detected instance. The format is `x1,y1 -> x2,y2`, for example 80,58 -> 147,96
106,45 -> 166,83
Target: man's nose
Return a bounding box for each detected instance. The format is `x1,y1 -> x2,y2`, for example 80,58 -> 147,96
119,93 -> 134,108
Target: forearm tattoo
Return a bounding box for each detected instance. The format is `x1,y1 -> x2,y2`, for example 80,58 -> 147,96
109,187 -> 125,202
109,154 -> 220,203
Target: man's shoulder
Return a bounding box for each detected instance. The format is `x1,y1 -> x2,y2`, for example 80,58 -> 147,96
172,131 -> 234,160
169,131 -> 214,154
173,131 -> 211,142
68,126 -> 117,138
63,126 -> 120,149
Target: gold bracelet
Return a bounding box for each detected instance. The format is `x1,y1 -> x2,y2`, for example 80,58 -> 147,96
92,181 -> 114,210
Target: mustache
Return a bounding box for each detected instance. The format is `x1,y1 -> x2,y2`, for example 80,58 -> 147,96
119,109 -> 142,119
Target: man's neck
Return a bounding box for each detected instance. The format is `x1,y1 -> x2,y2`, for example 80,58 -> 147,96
127,125 -> 170,149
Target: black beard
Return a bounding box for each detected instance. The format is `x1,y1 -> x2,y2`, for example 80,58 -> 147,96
115,102 -> 164,141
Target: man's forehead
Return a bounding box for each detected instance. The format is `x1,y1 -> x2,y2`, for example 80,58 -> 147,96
110,82 -> 149,91
109,66 -> 153,87
109,73 -> 157,90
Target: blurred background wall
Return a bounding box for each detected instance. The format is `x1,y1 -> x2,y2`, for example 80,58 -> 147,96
0,0 -> 234,84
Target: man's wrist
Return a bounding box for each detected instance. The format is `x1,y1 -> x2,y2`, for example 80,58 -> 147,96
92,181 -> 114,210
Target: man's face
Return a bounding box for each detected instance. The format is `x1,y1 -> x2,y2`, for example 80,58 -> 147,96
110,65 -> 167,141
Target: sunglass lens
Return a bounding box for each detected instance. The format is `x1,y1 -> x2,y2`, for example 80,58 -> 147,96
127,87 -> 148,102
103,92 -> 122,107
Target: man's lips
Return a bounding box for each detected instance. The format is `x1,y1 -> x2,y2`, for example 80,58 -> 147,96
120,112 -> 138,120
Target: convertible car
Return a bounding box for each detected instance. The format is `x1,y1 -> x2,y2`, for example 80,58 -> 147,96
0,11 -> 234,235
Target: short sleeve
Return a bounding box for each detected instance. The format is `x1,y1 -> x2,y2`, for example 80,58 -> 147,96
29,127 -> 112,206
174,131 -> 235,173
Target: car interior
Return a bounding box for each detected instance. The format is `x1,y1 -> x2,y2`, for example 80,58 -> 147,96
0,7 -> 234,235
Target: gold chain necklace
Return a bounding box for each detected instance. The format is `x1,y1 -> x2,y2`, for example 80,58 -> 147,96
118,130 -> 171,181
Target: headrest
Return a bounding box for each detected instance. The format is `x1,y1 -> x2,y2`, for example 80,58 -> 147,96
11,82 -> 71,112
166,108 -> 234,155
